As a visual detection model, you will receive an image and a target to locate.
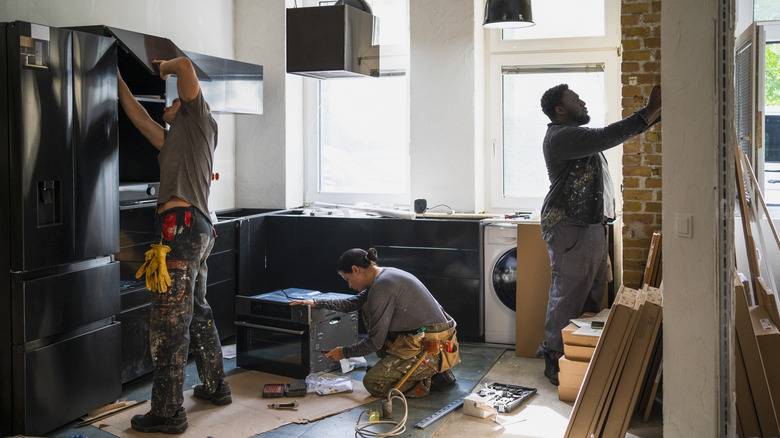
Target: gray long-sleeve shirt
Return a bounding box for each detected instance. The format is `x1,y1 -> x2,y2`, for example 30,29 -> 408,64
315,267 -> 448,358
540,108 -> 657,233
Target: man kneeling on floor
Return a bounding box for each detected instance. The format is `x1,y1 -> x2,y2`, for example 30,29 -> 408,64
291,247 -> 460,398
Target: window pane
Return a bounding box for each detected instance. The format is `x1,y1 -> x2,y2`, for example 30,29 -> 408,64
502,68 -> 605,199
502,0 -> 605,40
755,0 -> 780,21
319,76 -> 407,194
764,42 -> 780,205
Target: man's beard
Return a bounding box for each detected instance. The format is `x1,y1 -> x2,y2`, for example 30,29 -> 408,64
574,113 -> 591,126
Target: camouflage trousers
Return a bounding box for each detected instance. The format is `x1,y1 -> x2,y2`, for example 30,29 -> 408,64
363,350 -> 442,398
149,207 -> 226,417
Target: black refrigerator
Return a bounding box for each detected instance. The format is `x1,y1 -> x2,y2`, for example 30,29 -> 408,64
0,21 -> 122,436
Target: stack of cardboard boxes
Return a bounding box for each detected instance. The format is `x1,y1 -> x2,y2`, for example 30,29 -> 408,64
558,314 -> 601,402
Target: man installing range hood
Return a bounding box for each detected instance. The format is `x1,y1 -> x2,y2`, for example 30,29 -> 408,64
286,0 -> 381,79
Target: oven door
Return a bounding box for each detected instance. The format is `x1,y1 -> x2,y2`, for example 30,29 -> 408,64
236,318 -> 311,378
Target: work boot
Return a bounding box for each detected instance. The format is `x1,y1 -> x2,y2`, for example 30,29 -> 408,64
543,350 -> 560,386
193,380 -> 232,405
431,369 -> 457,390
131,407 -> 188,434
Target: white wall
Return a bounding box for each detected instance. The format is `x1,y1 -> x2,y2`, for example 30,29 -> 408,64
409,0 -> 481,213
234,0 -> 303,210
0,0 -> 238,211
662,0 -> 731,435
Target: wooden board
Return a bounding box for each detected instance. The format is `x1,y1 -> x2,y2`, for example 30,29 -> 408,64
564,286 -> 640,437
642,232 -> 662,287
600,286 -> 664,437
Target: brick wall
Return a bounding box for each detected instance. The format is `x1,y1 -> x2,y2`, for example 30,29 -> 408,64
621,0 -> 662,288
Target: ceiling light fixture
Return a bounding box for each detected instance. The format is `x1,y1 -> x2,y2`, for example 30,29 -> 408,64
483,0 -> 534,29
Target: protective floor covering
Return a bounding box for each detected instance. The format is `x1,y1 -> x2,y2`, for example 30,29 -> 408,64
94,371 -> 377,438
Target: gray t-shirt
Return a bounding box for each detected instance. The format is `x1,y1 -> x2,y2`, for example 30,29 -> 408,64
158,90 -> 218,222
316,267 -> 448,358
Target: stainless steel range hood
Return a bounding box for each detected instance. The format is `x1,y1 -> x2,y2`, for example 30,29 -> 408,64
286,4 -> 380,79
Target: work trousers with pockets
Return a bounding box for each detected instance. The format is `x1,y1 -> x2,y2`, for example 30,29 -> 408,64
149,206 -> 226,417
537,218 -> 608,357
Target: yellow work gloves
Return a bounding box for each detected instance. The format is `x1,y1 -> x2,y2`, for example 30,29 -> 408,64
135,243 -> 172,292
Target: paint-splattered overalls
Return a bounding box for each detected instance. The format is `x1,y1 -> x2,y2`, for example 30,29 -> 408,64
149,206 -> 225,417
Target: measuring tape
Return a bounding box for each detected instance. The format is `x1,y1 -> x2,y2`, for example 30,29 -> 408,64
414,393 -> 468,429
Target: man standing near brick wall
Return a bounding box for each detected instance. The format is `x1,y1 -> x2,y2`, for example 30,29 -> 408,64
536,83 -> 661,386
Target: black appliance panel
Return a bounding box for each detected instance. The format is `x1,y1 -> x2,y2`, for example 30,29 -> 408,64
236,289 -> 353,325
236,290 -> 359,379
236,318 -> 311,378
12,260 -> 119,343
13,322 -> 121,436
236,313 -> 358,379
7,23 -> 76,272
72,30 -> 119,259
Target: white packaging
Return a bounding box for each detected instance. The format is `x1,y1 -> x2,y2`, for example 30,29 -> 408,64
463,393 -> 497,419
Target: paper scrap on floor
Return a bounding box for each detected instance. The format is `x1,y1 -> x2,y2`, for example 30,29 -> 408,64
221,343 -> 237,359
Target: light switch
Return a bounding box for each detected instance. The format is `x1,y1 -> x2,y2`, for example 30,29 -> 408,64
676,213 -> 693,238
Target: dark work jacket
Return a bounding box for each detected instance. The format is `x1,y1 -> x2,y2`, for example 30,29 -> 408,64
540,109 -> 657,233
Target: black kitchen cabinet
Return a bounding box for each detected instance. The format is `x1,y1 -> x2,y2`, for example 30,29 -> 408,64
264,215 -> 372,295
370,219 -> 482,341
261,214 -> 483,341
208,221 -> 237,339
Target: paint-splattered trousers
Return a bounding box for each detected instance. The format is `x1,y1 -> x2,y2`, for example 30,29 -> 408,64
537,218 -> 608,357
149,206 -> 226,417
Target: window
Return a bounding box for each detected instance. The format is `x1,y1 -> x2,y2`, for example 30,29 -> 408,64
500,65 -> 606,201
487,0 -> 620,212
304,0 -> 410,205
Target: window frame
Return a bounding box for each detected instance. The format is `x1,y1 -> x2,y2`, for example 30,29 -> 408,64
485,0 -> 622,213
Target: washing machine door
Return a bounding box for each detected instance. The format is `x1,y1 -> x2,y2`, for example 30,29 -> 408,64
492,248 -> 517,311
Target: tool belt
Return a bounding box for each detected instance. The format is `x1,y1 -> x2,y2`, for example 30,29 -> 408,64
386,317 -> 461,373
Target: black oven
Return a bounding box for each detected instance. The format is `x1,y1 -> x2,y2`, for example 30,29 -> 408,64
236,289 -> 358,379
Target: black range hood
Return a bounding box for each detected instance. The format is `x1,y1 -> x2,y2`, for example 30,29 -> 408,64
72,25 -> 263,114
286,3 -> 380,79
72,25 -> 210,80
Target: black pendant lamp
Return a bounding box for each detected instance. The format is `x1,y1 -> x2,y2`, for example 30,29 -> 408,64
483,0 -> 534,29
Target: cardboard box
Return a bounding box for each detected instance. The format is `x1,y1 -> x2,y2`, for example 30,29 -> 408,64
559,371 -> 585,389
515,223 -> 551,358
565,286 -> 640,438
735,275 -> 780,436
558,384 -> 579,403
749,303 -> 780,412
601,286 -> 663,437
735,334 -> 762,438
562,322 -> 600,347
559,356 -> 589,375
564,344 -> 596,361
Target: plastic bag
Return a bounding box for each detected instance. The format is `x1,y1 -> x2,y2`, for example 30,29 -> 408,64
305,373 -> 354,395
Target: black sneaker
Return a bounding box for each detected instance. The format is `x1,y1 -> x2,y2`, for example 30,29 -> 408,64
131,407 -> 188,434
543,351 -> 560,386
431,369 -> 457,390
193,380 -> 232,405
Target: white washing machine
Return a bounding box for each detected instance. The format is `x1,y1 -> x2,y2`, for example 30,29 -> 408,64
483,222 -> 518,345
